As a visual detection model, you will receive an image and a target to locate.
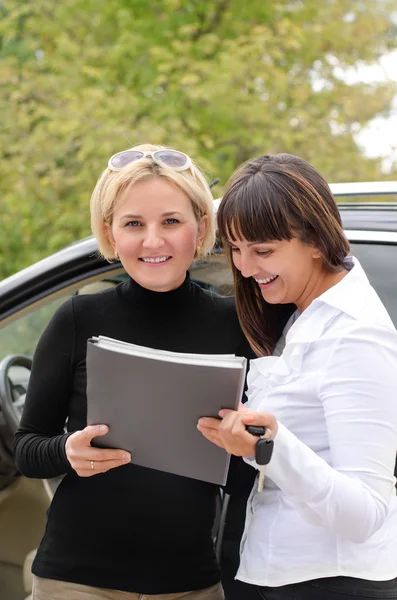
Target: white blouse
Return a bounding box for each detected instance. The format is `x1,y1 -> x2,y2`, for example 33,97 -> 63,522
238,257 -> 397,587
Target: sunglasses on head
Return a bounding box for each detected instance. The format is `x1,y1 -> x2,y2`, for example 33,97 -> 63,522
108,149 -> 192,172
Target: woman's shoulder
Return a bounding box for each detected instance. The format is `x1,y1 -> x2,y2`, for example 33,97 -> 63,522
301,307 -> 397,383
288,288 -> 395,347
44,286 -> 121,333
314,300 -> 397,348
70,283 -> 120,311
191,282 -> 236,310
190,284 -> 251,350
327,314 -> 397,351
191,284 -> 240,324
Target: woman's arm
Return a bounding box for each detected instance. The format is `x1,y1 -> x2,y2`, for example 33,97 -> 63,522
265,324 -> 397,543
199,324 -> 397,543
14,298 -> 133,479
13,299 -> 77,478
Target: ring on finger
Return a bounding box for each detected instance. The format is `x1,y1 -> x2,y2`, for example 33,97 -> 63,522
91,460 -> 95,471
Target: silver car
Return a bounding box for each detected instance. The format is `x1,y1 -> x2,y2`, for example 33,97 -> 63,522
0,182 -> 397,600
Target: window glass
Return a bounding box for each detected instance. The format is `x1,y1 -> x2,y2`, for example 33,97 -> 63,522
1,245 -> 394,360
0,278 -> 124,359
336,194 -> 397,203
191,253 -> 233,296
0,295 -> 74,358
193,245 -> 397,326
0,258 -> 233,362
350,243 -> 397,326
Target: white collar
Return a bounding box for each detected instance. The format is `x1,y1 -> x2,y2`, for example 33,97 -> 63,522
306,256 -> 392,327
282,256 -> 394,348
311,256 -> 367,319
248,256 -> 394,394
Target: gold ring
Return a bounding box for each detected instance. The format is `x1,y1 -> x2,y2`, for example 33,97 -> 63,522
91,460 -> 94,470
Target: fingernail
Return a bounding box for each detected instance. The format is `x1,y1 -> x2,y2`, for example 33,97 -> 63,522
99,425 -> 108,432
199,418 -> 206,425
124,453 -> 131,462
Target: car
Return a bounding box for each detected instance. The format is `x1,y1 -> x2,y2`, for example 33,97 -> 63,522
0,182 -> 397,600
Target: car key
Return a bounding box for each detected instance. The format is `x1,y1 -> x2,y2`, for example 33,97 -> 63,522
246,425 -> 266,436
246,425 -> 274,492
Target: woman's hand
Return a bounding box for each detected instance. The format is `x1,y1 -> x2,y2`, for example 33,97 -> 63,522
197,409 -> 278,457
65,425 -> 131,477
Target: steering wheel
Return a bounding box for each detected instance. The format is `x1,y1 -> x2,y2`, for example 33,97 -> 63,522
0,355 -> 32,438
0,355 -> 31,489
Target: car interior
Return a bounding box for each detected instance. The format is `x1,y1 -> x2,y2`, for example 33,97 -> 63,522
0,242 -> 396,600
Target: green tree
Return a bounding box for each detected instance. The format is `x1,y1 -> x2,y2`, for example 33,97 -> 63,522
1,0 -> 396,279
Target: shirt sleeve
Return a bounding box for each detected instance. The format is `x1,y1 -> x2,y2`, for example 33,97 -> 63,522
256,324 -> 397,543
13,298 -> 76,479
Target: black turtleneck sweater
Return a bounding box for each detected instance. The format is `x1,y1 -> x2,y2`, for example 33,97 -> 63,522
14,274 -> 255,594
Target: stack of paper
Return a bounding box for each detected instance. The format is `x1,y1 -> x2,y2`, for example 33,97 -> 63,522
86,336 -> 247,485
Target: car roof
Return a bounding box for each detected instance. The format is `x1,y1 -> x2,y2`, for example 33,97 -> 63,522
331,180 -> 397,232
1,181 -> 397,319
213,181 -> 397,231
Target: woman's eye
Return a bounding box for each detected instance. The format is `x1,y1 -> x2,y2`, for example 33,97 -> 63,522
164,218 -> 179,225
256,250 -> 272,257
126,221 -> 141,228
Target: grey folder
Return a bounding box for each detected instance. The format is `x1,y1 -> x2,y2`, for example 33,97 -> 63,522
86,337 -> 247,485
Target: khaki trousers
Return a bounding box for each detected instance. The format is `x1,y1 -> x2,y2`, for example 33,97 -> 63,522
32,575 -> 225,600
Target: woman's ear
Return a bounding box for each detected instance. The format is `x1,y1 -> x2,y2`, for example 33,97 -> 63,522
311,246 -> 322,259
196,214 -> 209,246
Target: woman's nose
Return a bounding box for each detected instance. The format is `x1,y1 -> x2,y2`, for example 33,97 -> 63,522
237,254 -> 258,279
142,227 -> 164,249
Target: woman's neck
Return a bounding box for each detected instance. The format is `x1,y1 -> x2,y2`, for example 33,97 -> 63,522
296,267 -> 349,314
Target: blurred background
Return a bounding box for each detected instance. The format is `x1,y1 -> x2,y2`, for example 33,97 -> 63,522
1,0 -> 396,280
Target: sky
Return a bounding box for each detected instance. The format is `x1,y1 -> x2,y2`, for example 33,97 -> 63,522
350,50 -> 397,173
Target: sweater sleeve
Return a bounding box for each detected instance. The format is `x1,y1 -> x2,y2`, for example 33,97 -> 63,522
223,454 -> 256,496
13,298 -> 77,479
261,325 -> 397,543
235,329 -> 256,404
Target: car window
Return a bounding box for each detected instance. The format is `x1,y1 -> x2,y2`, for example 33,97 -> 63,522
0,256 -> 233,361
0,295 -> 75,358
1,245 -> 393,360
191,253 -> 233,296
350,243 -> 397,326
0,279 -> 123,359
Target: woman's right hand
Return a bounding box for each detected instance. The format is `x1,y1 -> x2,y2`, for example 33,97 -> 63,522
65,425 -> 131,477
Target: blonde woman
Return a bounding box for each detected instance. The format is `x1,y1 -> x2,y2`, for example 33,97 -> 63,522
14,145 -> 255,600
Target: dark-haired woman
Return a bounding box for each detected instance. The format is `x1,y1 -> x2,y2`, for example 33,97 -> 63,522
198,153 -> 397,600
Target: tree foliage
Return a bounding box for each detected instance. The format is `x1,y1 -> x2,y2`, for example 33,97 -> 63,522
1,0 -> 396,278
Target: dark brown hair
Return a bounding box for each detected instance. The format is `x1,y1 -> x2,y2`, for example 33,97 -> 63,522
217,153 -> 350,356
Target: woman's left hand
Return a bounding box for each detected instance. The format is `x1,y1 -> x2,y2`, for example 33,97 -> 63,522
197,409 -> 278,457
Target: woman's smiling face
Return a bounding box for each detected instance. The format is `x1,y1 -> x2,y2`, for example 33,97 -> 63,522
229,236 -> 326,312
107,177 -> 208,292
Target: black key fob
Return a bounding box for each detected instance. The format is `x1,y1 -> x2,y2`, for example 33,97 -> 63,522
255,438 -> 274,466
246,425 -> 266,437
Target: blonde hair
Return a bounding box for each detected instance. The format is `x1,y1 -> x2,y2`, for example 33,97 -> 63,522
90,143 -> 216,260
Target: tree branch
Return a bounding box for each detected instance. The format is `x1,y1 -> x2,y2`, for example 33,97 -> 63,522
191,0 -> 231,41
